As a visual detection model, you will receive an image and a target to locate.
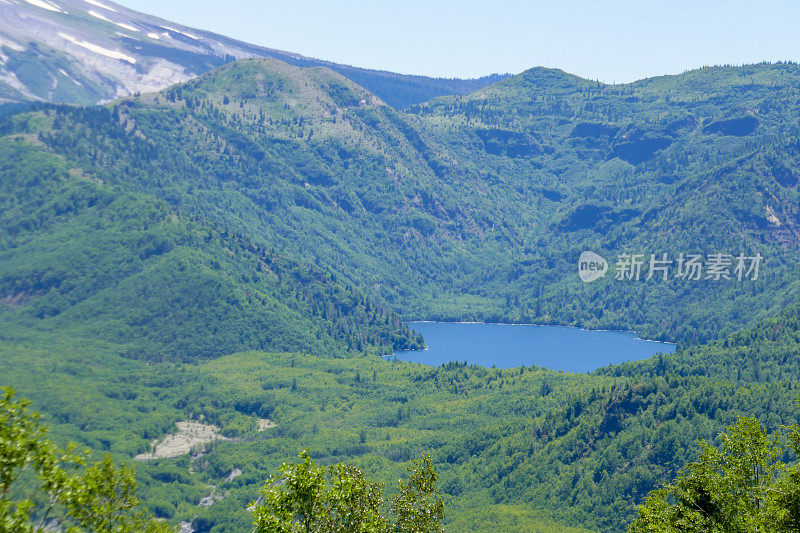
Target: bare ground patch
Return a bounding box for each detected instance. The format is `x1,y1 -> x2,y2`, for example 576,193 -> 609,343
257,418 -> 277,430
134,421 -> 229,460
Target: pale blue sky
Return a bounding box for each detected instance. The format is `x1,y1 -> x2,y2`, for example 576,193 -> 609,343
120,0 -> 800,83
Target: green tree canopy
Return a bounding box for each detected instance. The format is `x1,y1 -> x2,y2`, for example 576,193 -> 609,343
252,450 -> 444,533
630,416 -> 800,532
0,387 -> 171,532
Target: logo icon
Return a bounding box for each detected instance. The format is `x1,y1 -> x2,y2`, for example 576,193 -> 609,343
578,251 -> 608,282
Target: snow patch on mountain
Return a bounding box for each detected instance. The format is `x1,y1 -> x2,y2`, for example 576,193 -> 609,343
83,0 -> 115,12
57,32 -> 136,63
0,70 -> 36,98
0,36 -> 24,52
161,25 -> 199,40
22,0 -> 63,12
87,8 -> 110,21
115,21 -> 139,32
58,68 -> 83,86
88,9 -> 140,31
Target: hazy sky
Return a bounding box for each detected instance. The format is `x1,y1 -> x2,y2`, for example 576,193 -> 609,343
120,0 -> 800,83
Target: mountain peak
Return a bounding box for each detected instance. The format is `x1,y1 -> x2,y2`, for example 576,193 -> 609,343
503,66 -> 595,92
161,57 -> 382,117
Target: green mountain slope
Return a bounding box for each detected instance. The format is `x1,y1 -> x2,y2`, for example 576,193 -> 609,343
601,303 -> 800,382
410,62 -> 800,341
9,59 -> 800,344
5,58 -> 800,532
7,60 -> 517,318
0,133 -> 422,361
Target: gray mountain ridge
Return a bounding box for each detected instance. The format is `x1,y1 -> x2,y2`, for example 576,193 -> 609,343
0,0 -> 507,108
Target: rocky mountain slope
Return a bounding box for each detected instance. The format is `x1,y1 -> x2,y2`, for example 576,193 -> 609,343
0,0 -> 506,107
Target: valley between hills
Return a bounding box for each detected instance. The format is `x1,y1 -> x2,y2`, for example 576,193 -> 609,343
4,2 -> 800,531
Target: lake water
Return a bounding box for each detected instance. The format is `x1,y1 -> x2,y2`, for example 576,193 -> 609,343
392,322 -> 675,373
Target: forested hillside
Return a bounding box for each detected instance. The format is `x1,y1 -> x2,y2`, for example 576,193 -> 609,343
0,132 -> 422,360
410,62 -> 800,342
3,299 -> 800,531
6,59 -> 800,344
4,57 -> 800,532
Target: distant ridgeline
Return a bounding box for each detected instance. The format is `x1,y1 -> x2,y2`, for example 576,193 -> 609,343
249,51 -> 510,109
3,60 -> 800,347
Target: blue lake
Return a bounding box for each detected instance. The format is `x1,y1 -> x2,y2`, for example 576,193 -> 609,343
392,322 -> 675,373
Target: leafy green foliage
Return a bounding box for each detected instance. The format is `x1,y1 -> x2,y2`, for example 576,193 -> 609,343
391,454 -> 444,533
630,416 -> 800,532
0,388 -> 170,532
252,450 -> 443,533
253,450 -> 385,533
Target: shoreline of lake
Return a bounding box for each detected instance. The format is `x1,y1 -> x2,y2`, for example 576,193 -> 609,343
404,319 -> 677,348
386,321 -> 676,372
